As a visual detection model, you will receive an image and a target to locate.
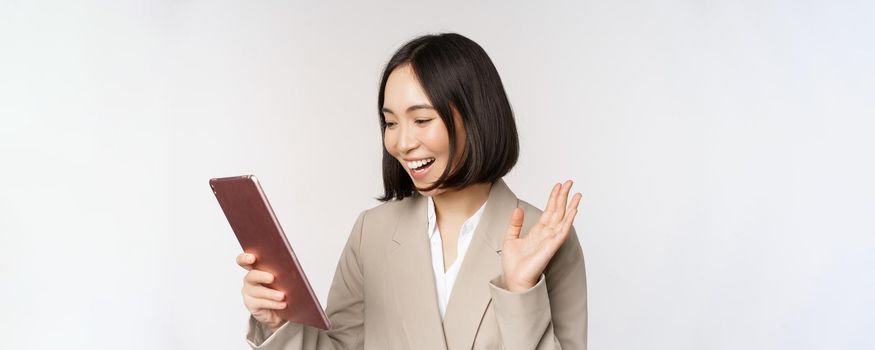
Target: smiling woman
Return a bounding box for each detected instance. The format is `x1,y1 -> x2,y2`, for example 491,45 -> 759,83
237,33 -> 587,350
377,33 -> 520,200
380,64 -> 468,191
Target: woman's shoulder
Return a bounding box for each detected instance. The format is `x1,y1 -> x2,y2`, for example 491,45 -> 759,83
343,196 -> 421,252
516,198 -> 545,216
362,195 -> 417,215
350,194 -> 422,229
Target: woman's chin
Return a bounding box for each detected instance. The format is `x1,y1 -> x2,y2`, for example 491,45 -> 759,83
415,187 -> 435,197
413,183 -> 443,197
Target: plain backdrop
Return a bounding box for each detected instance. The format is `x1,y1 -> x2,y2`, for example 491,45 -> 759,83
1,0 -> 873,349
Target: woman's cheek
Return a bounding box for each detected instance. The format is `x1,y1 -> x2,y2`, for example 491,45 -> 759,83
383,134 -> 395,157
434,158 -> 449,177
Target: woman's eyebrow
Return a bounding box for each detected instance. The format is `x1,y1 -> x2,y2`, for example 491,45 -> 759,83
381,104 -> 435,114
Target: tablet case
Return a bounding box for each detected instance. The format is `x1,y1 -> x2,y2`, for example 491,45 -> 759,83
210,175 -> 331,330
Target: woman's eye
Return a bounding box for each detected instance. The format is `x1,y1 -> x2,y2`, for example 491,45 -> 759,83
415,119 -> 433,125
384,121 -> 397,128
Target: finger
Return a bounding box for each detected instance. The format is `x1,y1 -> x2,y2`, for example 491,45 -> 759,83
245,269 -> 275,286
558,208 -> 579,242
550,180 -> 573,225
504,207 -> 524,241
244,295 -> 287,311
557,193 -> 581,236
237,253 -> 257,270
566,192 -> 582,214
540,183 -> 561,225
539,208 -> 578,258
246,285 -> 286,302
550,194 -> 580,242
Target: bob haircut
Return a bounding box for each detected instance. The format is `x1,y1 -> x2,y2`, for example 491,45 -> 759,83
377,33 -> 519,202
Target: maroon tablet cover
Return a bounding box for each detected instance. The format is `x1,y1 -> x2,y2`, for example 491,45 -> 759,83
210,175 -> 330,330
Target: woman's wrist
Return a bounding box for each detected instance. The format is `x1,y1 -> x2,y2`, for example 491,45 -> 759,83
502,274 -> 537,293
269,320 -> 286,332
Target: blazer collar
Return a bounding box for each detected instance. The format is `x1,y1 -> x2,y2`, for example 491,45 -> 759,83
390,178 -> 517,250
388,178 -> 520,349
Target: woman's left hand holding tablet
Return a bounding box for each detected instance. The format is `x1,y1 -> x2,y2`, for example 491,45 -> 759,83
500,180 -> 582,293
237,253 -> 288,331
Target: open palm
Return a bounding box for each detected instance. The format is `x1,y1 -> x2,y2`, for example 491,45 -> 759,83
501,180 -> 582,292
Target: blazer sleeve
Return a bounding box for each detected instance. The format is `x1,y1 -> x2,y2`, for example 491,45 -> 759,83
246,210 -> 368,350
488,226 -> 588,350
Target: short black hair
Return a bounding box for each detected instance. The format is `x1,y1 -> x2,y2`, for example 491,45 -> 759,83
376,33 -> 519,202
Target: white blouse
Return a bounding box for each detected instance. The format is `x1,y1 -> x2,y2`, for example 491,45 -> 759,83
426,196 -> 488,320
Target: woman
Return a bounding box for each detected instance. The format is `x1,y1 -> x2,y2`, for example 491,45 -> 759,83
236,33 -> 587,349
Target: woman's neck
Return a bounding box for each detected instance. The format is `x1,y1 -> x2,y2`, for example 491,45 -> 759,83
431,182 -> 492,222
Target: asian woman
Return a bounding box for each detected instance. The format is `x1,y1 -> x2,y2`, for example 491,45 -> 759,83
236,32 -> 587,350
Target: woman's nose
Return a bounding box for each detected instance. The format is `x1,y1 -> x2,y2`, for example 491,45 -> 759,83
396,124 -> 419,154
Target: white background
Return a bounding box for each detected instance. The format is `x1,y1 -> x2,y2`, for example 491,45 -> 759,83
1,0 -> 873,349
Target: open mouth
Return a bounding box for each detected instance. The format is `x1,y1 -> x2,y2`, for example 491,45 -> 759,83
408,157 -> 435,173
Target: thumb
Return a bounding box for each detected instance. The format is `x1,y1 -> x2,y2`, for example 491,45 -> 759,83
504,207 -> 524,241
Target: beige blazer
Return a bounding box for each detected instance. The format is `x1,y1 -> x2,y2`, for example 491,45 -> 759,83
246,179 -> 587,349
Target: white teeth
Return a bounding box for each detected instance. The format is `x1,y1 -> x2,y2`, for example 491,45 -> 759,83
406,158 -> 434,169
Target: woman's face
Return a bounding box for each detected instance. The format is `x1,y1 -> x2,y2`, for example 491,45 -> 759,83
382,64 -> 465,197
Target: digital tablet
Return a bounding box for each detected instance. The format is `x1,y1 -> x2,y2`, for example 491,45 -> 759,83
210,175 -> 330,330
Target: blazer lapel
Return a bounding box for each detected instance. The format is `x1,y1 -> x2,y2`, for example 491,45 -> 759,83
387,194 -> 449,350
442,179 -> 519,349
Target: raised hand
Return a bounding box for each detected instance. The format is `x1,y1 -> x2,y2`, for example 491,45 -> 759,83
500,180 -> 582,292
